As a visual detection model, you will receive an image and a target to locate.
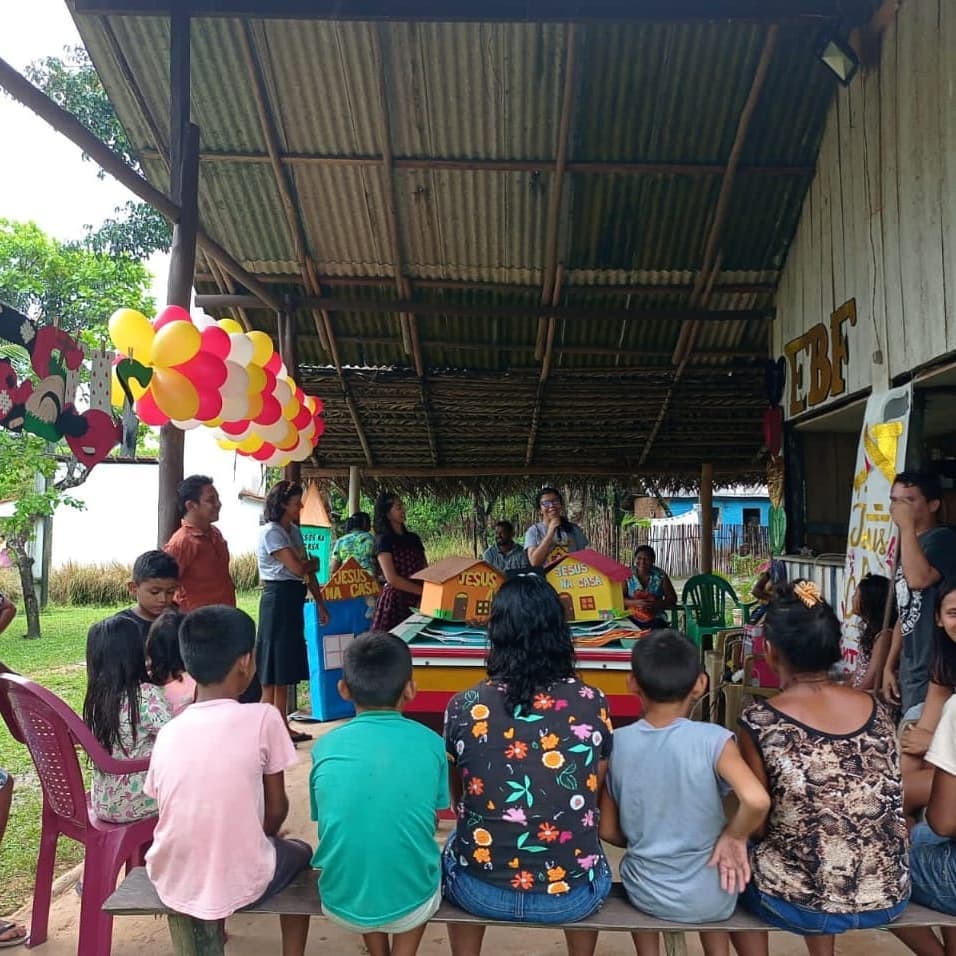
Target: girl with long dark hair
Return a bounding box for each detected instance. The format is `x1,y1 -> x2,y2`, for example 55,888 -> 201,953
255,479 -> 329,744
848,573 -> 896,690
524,487 -> 588,567
83,615 -> 172,822
442,575 -> 613,956
371,491 -> 427,632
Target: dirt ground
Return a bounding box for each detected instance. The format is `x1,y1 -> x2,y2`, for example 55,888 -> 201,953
9,716 -> 916,956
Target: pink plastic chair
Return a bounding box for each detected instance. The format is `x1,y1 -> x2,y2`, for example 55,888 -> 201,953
0,673 -> 157,956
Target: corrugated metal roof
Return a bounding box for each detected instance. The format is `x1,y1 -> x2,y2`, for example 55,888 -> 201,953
69,9 -> 843,478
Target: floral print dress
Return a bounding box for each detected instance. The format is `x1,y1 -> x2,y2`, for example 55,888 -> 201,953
444,678 -> 612,894
91,682 -> 172,823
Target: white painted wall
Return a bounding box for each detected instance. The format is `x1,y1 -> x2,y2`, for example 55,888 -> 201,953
774,0 -> 956,419
50,428 -> 268,567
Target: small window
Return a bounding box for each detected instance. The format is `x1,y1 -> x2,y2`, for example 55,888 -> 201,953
743,508 -> 761,527
580,595 -> 596,611
475,599 -> 491,616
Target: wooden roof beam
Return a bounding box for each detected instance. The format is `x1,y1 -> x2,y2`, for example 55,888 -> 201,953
0,56 -> 281,313
73,0 -> 847,25
303,464 -> 761,479
639,25 -> 779,468
238,23 -> 374,465
138,148 -> 814,178
194,294 -> 772,324
373,23 -> 439,466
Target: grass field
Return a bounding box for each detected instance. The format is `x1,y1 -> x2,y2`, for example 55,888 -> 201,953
0,593 -> 260,917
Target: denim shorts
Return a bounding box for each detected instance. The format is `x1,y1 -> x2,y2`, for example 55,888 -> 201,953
240,837 -> 313,910
739,880 -> 908,935
441,840 -> 611,923
0,768 -> 8,790
910,823 -> 956,915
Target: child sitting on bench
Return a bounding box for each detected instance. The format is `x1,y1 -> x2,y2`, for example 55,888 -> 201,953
144,606 -> 312,956
600,630 -> 770,956
310,631 -> 448,956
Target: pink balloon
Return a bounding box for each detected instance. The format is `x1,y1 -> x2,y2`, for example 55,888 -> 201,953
265,352 -> 283,374
292,406 -> 311,429
252,442 -> 277,462
155,305 -> 192,329
220,418 -> 251,436
177,351 -> 227,390
312,416 -> 326,440
311,396 -> 324,415
200,325 -> 231,360
262,368 -> 277,397
196,389 -> 223,422
255,394 -> 282,426
136,390 -> 169,426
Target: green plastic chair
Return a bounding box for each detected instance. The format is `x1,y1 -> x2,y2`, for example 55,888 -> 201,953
680,574 -> 750,650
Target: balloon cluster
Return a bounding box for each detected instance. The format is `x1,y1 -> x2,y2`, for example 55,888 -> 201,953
108,305 -> 324,467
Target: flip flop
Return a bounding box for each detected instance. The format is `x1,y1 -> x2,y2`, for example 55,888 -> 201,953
0,919 -> 26,948
289,730 -> 312,744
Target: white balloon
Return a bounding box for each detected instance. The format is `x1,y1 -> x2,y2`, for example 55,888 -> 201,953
263,448 -> 291,467
259,417 -> 294,445
222,361 -> 250,398
216,423 -> 254,444
193,312 -> 216,330
172,418 -> 201,430
227,333 -> 254,366
290,432 -> 315,462
219,393 -> 250,422
273,378 -> 293,408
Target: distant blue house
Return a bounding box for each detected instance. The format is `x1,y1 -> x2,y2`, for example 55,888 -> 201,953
666,484 -> 770,527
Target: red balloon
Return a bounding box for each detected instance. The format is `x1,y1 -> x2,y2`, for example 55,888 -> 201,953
292,406 -> 311,429
255,394 -> 282,426
136,390 -> 169,426
220,418 -> 250,436
154,305 -> 192,329
252,442 -> 277,462
199,325 -> 231,360
265,352 -> 283,374
312,416 -> 326,439
262,368 -> 277,397
177,351 -> 227,390
311,396 -> 324,415
196,389 -> 223,422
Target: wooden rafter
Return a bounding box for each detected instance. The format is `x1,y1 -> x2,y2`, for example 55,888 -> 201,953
638,25 -> 779,468
373,23 -> 439,466
0,55 -> 281,312
238,23 -> 374,465
304,464 -> 759,480
194,294 -> 772,325
138,148 -> 814,179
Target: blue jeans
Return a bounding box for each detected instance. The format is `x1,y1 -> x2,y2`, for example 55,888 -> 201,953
911,823 -> 956,915
442,842 -> 611,923
739,880 -> 908,935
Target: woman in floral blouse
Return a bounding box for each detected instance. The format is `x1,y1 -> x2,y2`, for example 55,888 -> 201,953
442,574 -> 613,956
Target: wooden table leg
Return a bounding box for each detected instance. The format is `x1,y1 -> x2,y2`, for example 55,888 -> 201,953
167,914 -> 226,956
663,930 -> 688,956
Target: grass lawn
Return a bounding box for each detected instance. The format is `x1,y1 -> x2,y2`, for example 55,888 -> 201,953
0,593 -> 260,917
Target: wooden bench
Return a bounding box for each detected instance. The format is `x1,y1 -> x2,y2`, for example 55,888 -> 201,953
105,867 -> 956,956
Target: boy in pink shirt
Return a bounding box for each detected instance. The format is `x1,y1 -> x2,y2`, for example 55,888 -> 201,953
144,606 -> 311,955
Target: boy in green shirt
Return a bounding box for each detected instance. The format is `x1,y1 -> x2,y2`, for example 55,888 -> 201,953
310,631 -> 448,956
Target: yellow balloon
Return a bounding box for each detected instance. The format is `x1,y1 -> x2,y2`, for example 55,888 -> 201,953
109,308 -> 155,361
208,416 -> 224,428
151,321 -> 201,368
246,330 -> 275,367
217,438 -> 240,451
246,364 -> 267,395
276,422 -> 298,451
246,392 -> 264,420
282,395 -> 301,420
237,433 -> 264,454
111,367 -> 147,407
151,369 -> 200,421
218,318 -> 244,335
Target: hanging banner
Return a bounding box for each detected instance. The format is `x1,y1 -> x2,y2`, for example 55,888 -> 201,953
839,384 -> 912,673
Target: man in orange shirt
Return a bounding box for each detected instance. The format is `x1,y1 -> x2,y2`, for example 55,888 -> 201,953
163,475 -> 237,612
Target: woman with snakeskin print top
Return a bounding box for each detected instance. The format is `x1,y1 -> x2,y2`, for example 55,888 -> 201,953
732,580 -> 910,956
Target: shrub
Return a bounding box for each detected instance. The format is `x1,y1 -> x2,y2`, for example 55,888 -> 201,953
0,567 -> 21,602
50,561 -> 131,606
230,552 -> 260,593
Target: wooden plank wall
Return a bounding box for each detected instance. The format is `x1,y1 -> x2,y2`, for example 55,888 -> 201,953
774,0 -> 956,404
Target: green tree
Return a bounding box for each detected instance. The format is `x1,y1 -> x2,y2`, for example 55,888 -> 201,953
0,219 -> 154,637
26,46 -> 172,259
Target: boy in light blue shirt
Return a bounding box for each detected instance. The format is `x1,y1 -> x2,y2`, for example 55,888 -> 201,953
600,630 -> 770,956
310,631 -> 448,956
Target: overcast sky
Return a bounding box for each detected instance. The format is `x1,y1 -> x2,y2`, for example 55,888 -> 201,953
0,0 -> 171,301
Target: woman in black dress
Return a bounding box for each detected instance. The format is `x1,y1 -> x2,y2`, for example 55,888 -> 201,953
371,491 -> 427,632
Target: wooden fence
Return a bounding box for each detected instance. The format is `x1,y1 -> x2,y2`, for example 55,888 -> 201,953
621,523 -> 770,578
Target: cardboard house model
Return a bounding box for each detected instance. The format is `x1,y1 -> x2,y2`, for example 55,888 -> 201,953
320,556 -> 381,603
545,549 -> 631,622
411,557 -> 505,622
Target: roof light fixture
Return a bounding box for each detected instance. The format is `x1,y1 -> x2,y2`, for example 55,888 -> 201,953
815,27 -> 860,86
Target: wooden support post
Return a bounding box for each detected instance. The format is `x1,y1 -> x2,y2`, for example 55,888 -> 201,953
167,914 -> 225,956
277,310 -> 302,484
700,463 -> 714,574
157,13 -> 196,547
348,465 -> 361,515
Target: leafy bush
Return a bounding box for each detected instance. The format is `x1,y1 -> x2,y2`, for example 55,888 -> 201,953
230,552 -> 260,592
0,567 -> 21,601
50,560 -> 131,606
